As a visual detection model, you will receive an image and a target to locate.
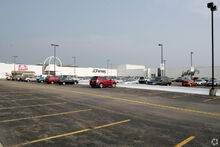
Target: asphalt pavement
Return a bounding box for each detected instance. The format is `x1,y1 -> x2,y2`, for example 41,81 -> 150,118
0,80 -> 220,147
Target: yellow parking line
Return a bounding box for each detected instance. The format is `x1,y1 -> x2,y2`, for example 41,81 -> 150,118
172,94 -> 192,98
175,136 -> 195,147
49,88 -> 220,117
0,98 -> 48,102
0,102 -> 66,110
1,94 -> 32,97
0,109 -> 92,123
203,96 -> 220,102
11,119 -> 131,147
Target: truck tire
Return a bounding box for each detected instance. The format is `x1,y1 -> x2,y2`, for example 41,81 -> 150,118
99,83 -> 103,88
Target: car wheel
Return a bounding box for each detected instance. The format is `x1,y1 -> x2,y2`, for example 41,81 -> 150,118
27,80 -> 30,82
112,83 -> 116,88
99,83 -> 103,88
63,82 -> 66,85
41,81 -> 43,83
51,81 -> 54,84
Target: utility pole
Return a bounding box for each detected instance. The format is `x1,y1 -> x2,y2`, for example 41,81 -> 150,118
158,44 -> 164,77
207,2 -> 217,96
72,56 -> 76,77
12,56 -> 18,75
107,59 -> 110,76
51,44 -> 59,76
190,51 -> 194,80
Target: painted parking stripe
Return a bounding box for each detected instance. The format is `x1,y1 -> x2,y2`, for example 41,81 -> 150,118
203,96 -> 220,102
175,136 -> 195,147
172,94 -> 192,98
0,102 -> 66,110
11,119 -> 131,147
0,97 -> 48,102
49,87 -> 220,117
0,109 -> 92,123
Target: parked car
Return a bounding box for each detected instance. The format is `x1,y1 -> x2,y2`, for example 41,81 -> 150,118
147,76 -> 172,86
6,76 -> 13,80
195,79 -> 206,86
201,77 -> 209,82
182,80 -> 197,86
90,76 -> 116,88
12,75 -> 22,81
175,77 -> 184,82
25,76 -> 37,82
206,80 -> 220,86
20,74 -> 35,81
192,77 -> 199,81
37,77 -> 45,83
138,77 -> 147,84
45,76 -> 60,84
58,75 -> 79,85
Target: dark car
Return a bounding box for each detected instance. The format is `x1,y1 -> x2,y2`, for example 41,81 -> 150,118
147,76 -> 172,86
175,77 -> 184,82
138,77 -> 147,84
58,75 -> 79,85
90,76 -> 116,88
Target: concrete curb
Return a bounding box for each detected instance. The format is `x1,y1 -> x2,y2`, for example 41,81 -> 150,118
79,81 -> 220,96
117,84 -> 220,96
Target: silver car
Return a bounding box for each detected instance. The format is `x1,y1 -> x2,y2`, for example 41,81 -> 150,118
195,79 -> 206,86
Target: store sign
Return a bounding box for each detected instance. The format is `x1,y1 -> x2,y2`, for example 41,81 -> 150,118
18,65 -> 28,71
92,69 -> 106,73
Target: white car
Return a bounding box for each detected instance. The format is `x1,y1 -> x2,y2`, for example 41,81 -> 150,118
195,79 -> 207,86
25,76 -> 37,82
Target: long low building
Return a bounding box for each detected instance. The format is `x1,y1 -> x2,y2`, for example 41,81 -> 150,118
0,62 -> 220,79
0,63 -> 117,79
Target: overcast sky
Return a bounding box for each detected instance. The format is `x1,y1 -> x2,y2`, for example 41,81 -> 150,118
0,0 -> 219,68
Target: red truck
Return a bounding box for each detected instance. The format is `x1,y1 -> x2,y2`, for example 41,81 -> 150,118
90,76 -> 116,88
45,76 -> 59,84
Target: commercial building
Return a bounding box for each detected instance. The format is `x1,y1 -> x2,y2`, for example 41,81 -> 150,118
0,62 -> 219,80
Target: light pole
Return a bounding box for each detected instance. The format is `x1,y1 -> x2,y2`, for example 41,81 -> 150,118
163,59 -> 166,76
158,44 -> 164,77
51,44 -> 59,76
12,56 -> 18,75
207,2 -> 217,96
72,56 -> 76,77
190,51 -> 194,80
107,59 -> 110,76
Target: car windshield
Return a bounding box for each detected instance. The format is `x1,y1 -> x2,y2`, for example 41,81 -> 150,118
91,76 -> 98,80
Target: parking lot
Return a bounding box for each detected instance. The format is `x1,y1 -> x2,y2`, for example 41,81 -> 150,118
0,80 -> 220,147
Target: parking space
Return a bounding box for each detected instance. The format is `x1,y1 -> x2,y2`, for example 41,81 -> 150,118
0,80 -> 220,146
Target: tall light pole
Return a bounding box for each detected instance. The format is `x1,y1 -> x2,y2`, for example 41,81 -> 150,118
190,51 -> 194,80
207,2 -> 217,96
72,56 -> 76,77
163,59 -> 166,76
51,44 -> 59,76
158,44 -> 164,77
107,59 -> 110,76
12,56 -> 18,75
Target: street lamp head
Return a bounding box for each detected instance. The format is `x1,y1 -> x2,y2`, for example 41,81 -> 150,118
51,44 -> 59,47
212,5 -> 217,11
158,44 -> 163,46
207,2 -> 214,8
207,2 -> 217,11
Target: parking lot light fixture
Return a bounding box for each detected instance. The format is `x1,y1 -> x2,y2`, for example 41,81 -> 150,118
158,44 -> 164,77
51,44 -> 59,76
207,2 -> 217,96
